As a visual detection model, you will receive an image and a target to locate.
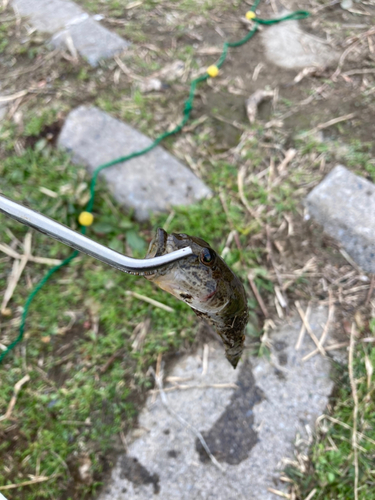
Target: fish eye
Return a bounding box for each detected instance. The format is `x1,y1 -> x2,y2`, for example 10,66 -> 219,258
200,248 -> 216,266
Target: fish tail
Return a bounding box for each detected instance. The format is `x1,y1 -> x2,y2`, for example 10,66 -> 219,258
224,336 -> 245,369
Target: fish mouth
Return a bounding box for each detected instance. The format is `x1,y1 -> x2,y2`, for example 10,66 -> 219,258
203,288 -> 216,301
146,228 -> 168,258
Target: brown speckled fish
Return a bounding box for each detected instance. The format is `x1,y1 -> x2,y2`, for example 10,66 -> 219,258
145,228 -> 249,368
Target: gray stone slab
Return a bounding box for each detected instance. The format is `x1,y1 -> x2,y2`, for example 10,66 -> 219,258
98,306 -> 338,500
58,106 -> 212,221
261,17 -> 338,69
12,0 -> 129,66
306,165 -> 375,273
13,0 -> 85,32
51,17 -> 129,67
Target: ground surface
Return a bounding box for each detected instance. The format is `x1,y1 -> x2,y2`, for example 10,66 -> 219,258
0,0 -> 375,499
98,307 -> 337,500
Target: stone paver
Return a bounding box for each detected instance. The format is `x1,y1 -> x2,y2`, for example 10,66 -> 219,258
306,165 -> 375,273
13,0 -> 85,32
261,16 -> 338,69
12,0 -> 128,66
58,106 -> 212,221
98,306 -> 339,500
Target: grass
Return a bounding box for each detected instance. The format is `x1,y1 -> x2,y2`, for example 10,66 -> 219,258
76,0 -> 234,43
0,119 -> 323,499
0,114 -> 271,498
296,134 -> 375,181
1,0 -> 375,498
0,106 -> 305,499
78,0 -> 232,16
0,130 -> 199,498
288,342 -> 375,500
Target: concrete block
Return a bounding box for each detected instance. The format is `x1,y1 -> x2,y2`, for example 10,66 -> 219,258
306,165 -> 375,273
261,17 -> 338,69
12,0 -> 129,66
52,18 -> 129,67
12,0 -> 85,33
58,106 -> 212,221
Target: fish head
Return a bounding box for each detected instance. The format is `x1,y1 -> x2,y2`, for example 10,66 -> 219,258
145,228 -> 243,315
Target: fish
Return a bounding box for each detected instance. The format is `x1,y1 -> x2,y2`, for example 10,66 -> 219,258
145,228 -> 249,368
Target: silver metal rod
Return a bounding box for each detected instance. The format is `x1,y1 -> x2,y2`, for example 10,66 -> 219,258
0,194 -> 192,275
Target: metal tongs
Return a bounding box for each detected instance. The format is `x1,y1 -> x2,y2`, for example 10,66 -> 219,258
0,194 -> 192,275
